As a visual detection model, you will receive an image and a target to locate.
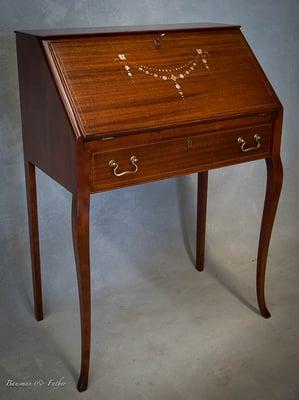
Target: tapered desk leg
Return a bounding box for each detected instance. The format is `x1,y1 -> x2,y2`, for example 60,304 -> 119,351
257,157 -> 283,318
72,191 -> 91,392
24,160 -> 43,321
196,171 -> 208,271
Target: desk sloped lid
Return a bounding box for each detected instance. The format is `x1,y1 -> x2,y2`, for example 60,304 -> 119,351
43,25 -> 281,139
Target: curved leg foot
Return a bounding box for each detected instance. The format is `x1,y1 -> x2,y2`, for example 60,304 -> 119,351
77,376 -> 88,392
196,171 -> 208,271
257,157 -> 283,318
72,191 -> 91,392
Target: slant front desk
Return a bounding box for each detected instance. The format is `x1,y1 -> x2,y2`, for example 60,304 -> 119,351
16,24 -> 283,392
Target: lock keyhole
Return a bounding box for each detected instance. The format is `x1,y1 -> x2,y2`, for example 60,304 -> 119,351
187,138 -> 193,148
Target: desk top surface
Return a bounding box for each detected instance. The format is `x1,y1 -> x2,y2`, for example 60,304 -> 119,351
15,23 -> 240,38
18,24 -> 280,140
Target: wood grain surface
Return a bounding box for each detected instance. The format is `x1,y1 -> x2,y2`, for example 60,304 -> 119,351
15,24 -> 283,393
91,123 -> 272,192
46,29 -> 280,139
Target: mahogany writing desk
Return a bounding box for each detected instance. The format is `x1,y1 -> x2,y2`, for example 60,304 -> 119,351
15,24 -> 283,392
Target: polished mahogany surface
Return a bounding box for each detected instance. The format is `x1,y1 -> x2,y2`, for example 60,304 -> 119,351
45,28 -> 280,138
15,23 -> 240,38
90,123 -> 273,192
15,24 -> 283,393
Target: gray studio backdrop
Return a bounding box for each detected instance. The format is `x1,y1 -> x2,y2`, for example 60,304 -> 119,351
0,1 -> 298,400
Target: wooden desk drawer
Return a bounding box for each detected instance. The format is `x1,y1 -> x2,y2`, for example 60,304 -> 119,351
90,124 -> 272,192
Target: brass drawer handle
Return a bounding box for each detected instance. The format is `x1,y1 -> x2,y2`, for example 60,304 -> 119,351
109,155 -> 139,177
238,134 -> 261,152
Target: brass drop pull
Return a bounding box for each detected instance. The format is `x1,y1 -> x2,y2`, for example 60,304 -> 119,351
109,155 -> 139,177
238,134 -> 261,152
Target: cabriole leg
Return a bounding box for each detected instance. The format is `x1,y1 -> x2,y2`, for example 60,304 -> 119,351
72,191 -> 91,392
257,157 -> 283,318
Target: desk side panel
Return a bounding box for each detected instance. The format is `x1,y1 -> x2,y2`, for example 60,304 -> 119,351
16,34 -> 78,192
